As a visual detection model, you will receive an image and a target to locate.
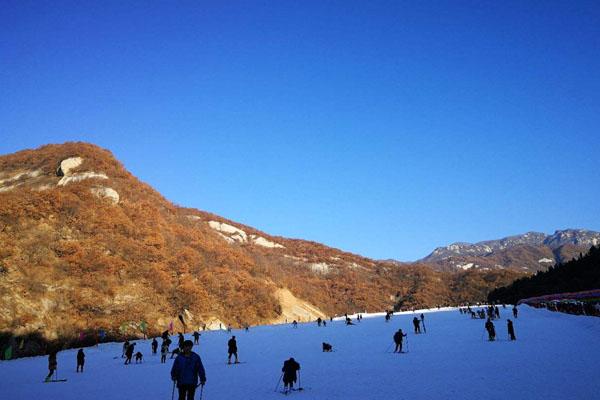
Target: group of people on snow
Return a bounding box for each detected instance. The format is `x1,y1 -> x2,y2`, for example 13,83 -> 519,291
43,304 -> 520,398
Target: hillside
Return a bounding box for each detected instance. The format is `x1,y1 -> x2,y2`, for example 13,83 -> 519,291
1,307 -> 599,400
1,143 -> 522,355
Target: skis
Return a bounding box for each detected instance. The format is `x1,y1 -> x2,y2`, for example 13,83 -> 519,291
44,379 -> 67,383
226,361 -> 247,365
280,388 -> 306,395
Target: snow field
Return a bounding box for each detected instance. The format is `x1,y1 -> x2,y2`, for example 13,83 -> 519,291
1,306 -> 599,400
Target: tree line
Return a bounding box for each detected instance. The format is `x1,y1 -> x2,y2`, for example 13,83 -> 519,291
488,246 -> 600,304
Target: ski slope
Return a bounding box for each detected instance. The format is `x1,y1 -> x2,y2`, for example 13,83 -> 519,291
1,306 -> 599,400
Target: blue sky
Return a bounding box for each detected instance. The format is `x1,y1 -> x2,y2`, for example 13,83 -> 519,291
1,1 -> 599,260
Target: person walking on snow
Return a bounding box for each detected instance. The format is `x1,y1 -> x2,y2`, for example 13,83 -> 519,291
193,331 -> 200,345
152,338 -> 158,355
45,350 -> 58,381
124,343 -> 136,365
178,333 -> 185,350
171,340 -> 206,400
512,306 -> 518,318
281,357 -> 301,392
485,319 -> 496,341
227,336 -> 238,364
122,340 -> 129,358
76,349 -> 85,372
507,319 -> 516,341
413,317 -> 421,334
160,342 -> 169,364
393,329 -> 407,353
420,313 -> 426,333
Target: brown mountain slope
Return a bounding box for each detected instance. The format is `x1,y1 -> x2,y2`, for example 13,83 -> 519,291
0,142 -> 522,354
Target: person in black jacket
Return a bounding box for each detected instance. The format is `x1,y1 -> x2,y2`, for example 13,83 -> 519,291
193,331 -> 200,345
507,319 -> 516,341
227,336 -> 238,364
45,351 -> 58,381
393,329 -> 407,353
76,349 -> 85,372
485,319 -> 496,341
412,317 -> 421,334
281,357 -> 300,392
124,343 -> 136,365
151,338 -> 158,355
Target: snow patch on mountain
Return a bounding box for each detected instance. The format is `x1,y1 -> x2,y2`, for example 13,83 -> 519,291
538,258 -> 554,264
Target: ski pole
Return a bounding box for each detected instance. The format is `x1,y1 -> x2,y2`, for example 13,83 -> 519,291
198,384 -> 204,400
298,371 -> 302,391
274,373 -> 283,392
171,380 -> 176,400
385,342 -> 393,353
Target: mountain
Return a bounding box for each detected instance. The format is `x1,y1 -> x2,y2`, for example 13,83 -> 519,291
0,142 -> 523,355
420,230 -> 600,272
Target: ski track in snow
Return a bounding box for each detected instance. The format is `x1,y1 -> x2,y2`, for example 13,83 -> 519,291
1,306 -> 599,399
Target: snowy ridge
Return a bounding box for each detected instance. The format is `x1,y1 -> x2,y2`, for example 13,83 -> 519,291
421,229 -> 600,265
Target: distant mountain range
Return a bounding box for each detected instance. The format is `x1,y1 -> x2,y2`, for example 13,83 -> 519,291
418,229 -> 600,272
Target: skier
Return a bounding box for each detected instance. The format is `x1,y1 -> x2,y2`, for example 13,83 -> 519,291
345,317 -> 354,325
122,340 -> 129,358
420,313 -> 426,333
317,317 -> 322,327
507,319 -> 516,341
227,336 -> 238,364
151,338 -> 158,354
485,319 -> 496,341
124,343 -> 136,365
412,317 -> 421,334
76,349 -> 85,372
160,342 -> 169,364
393,329 -> 407,353
162,330 -> 170,341
513,306 -> 518,318
45,350 -> 58,381
193,331 -> 200,345
281,357 -> 301,393
323,320 -> 327,327
385,313 -> 391,322
292,320 -> 298,328
171,340 -> 206,400
178,333 -> 185,350
494,306 -> 500,319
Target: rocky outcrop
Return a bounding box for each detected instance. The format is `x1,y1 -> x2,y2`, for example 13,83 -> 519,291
56,157 -> 83,176
207,221 -> 285,248
91,186 -> 120,204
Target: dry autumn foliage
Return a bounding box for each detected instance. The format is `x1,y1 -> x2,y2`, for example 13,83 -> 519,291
0,143 -> 523,357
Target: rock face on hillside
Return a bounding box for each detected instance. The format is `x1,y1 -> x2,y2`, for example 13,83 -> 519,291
0,142 -> 533,355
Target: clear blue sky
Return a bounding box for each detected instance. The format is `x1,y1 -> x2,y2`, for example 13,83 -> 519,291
2,1 -> 600,261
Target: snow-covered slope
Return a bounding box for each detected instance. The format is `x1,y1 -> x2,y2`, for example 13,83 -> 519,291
1,307 -> 599,400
